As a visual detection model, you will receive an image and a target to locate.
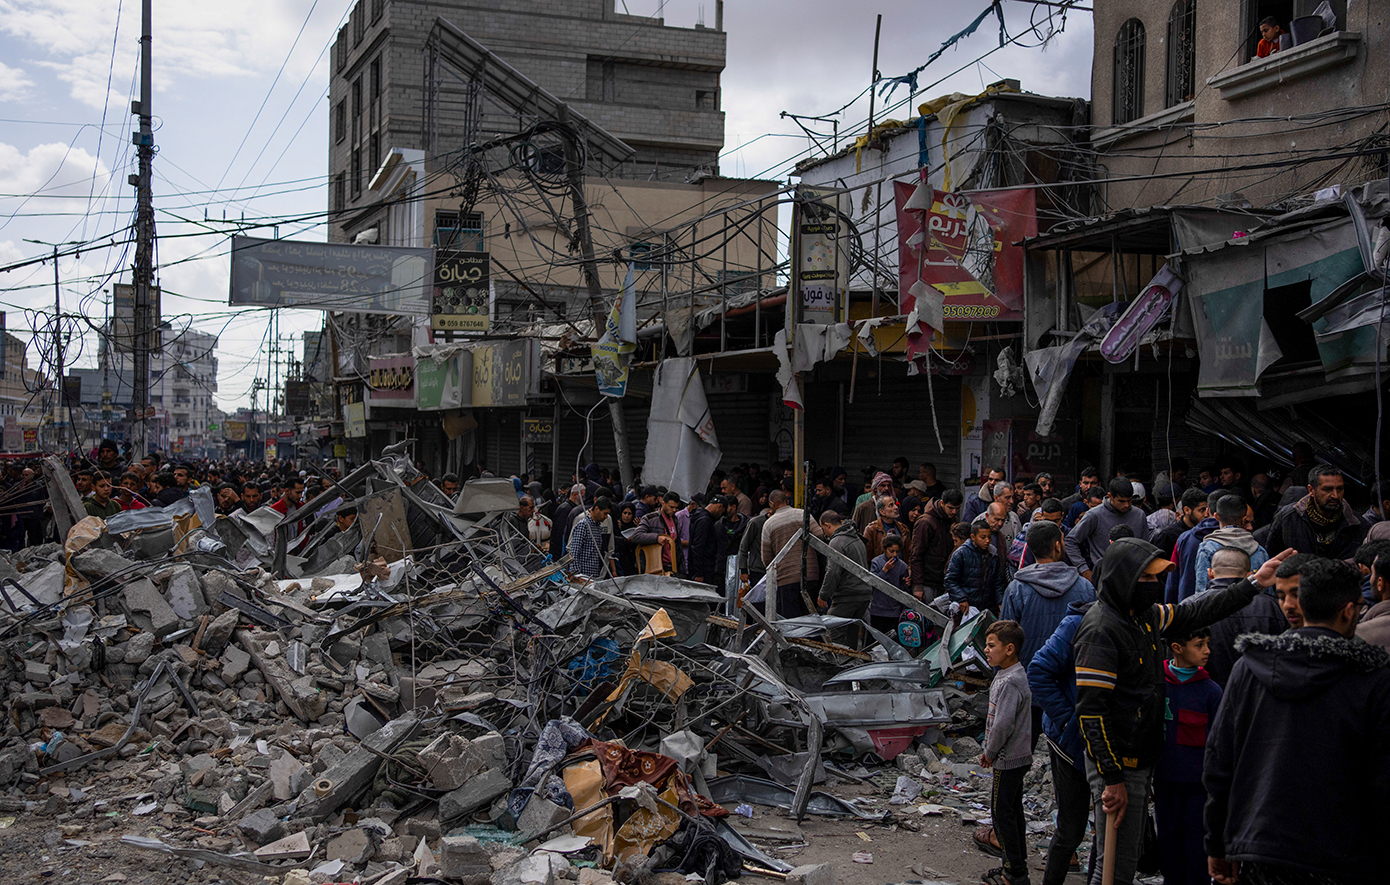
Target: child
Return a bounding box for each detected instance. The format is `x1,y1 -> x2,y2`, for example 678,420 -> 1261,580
980,620 -> 1032,885
945,522 -> 1007,616
1154,627 -> 1222,885
868,534 -> 911,635
951,521 -> 973,550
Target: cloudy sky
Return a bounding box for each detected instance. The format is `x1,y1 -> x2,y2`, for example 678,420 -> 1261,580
0,0 -> 1093,414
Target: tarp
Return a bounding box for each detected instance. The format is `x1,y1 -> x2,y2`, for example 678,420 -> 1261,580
643,359 -> 722,501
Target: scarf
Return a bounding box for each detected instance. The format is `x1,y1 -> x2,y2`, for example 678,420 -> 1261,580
1303,500 -> 1343,554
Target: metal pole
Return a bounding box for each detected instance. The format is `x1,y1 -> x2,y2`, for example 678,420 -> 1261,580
867,15 -> 882,135
559,105 -> 633,491
131,0 -> 156,461
52,245 -> 63,453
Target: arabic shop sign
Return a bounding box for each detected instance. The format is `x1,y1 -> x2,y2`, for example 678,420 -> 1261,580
365,355 -> 415,406
432,251 -> 490,332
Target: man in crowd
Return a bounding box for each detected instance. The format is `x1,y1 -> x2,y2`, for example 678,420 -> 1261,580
149,472 -> 182,507
439,474 -> 460,498
1199,547 -> 1287,686
721,476 -> 753,517
1066,485 -> 1106,531
1074,539 -> 1294,885
270,477 -> 305,516
862,495 -> 905,561
172,464 -> 194,497
1009,497 -> 1069,570
1357,549 -> 1390,651
1193,494 -> 1268,595
239,481 -> 264,513
761,490 -> 827,617
1249,473 -> 1280,529
568,497 -> 613,580
1060,467 -> 1100,514
215,483 -> 240,515
1361,480 -> 1388,527
1266,464 -> 1366,558
553,484 -> 587,558
852,472 -> 894,532
963,467 -> 1006,523
911,489 -> 962,600
333,505 -> 358,535
1274,553 -> 1314,629
1168,489 -> 1229,603
635,486 -> 661,519
96,439 -> 123,473
917,462 -> 948,500
810,477 -> 849,520
816,510 -> 872,646
738,491 -> 774,590
686,495 -> 729,587
1217,458 -> 1251,503
1205,558 -> 1390,885
1150,487 -> 1208,562
1065,477 -> 1147,581
633,491 -> 684,576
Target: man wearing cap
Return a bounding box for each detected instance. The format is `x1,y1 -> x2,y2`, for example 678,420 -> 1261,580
1073,539 -> 1296,885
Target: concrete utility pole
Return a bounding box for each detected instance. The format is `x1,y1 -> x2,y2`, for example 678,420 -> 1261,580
130,0 -> 157,459
559,106 -> 634,491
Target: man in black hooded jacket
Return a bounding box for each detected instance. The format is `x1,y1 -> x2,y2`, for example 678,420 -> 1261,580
1204,558 -> 1390,885
1072,537 -> 1294,885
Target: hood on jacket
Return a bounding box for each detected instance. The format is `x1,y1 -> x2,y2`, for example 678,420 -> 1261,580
1101,498 -> 1134,518
1289,493 -> 1362,527
831,522 -> 861,543
1362,599 -> 1390,623
1163,659 -> 1211,684
925,498 -> 951,521
1015,560 -> 1084,598
583,462 -> 603,484
976,482 -> 994,503
1068,599 -> 1096,618
1093,537 -> 1167,614
1206,525 -> 1260,557
1236,627 -> 1390,702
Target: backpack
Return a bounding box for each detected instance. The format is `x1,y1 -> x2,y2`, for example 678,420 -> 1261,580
897,610 -> 925,649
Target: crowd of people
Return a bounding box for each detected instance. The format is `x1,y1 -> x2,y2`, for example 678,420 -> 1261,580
521,452 -> 1389,885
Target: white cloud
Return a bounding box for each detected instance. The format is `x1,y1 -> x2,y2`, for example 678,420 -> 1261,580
0,141 -> 110,216
0,61 -> 35,102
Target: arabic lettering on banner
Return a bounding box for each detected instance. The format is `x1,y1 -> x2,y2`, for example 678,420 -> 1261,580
594,265 -> 637,398
229,236 -> 431,315
366,355 -> 415,406
432,251 -> 490,332
894,174 -> 1036,358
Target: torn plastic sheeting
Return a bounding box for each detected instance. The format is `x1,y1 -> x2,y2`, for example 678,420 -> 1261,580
636,608 -> 676,643
801,689 -> 950,727
705,775 -> 884,820
453,477 -> 524,515
103,505 -> 175,535
604,652 -> 694,705
715,648 -> 799,704
596,574 -> 725,604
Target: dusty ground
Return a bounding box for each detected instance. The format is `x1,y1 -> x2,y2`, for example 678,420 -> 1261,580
0,758 -> 1091,885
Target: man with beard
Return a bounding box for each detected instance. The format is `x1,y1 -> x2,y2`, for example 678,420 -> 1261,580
1065,478 -> 1147,581
1073,540 -> 1294,885
910,489 -> 963,600
1266,465 -> 1366,559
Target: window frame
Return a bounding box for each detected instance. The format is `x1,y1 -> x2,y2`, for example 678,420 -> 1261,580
1112,18 -> 1147,126
1165,0 -> 1196,108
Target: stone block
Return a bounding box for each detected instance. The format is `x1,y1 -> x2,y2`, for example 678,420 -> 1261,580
71,548 -> 134,579
439,767 -> 511,822
238,807 -> 286,844
492,853 -> 567,885
123,577 -> 179,637
326,827 -> 374,865
517,797 -> 570,838
200,608 -> 240,656
254,830 -> 311,861
439,835 -> 492,884
221,645 -> 252,682
787,864 -> 834,885
123,631 -> 157,665
298,713 -> 421,821
576,869 -> 612,885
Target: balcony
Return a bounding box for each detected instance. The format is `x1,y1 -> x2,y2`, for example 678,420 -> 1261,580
1206,31 -> 1361,101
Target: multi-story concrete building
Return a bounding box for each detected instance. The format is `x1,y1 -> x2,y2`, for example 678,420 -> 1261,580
328,0 -> 728,241
0,333 -> 49,451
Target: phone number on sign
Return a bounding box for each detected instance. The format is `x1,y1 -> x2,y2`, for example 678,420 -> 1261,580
942,304 -> 1001,319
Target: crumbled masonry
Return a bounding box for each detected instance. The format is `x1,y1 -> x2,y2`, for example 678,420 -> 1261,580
0,457 -> 1073,885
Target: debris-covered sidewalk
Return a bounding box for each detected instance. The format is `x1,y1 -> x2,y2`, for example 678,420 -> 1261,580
0,455 -> 1082,885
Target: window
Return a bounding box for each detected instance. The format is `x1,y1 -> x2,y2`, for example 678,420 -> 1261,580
435,211 -> 484,251
370,0 -> 383,23
369,134 -> 380,183
1112,18 -> 1146,125
696,90 -> 716,110
371,57 -> 381,98
333,173 -> 345,214
352,148 -> 362,197
335,26 -> 348,74
1166,1 -> 1196,106
352,78 -> 362,121
630,242 -> 655,270
351,2 -> 364,46
334,100 -> 346,143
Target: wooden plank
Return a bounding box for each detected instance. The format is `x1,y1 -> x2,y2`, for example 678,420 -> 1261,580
806,533 -> 949,627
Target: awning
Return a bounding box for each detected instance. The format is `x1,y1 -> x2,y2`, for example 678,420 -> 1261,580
1185,397 -> 1374,484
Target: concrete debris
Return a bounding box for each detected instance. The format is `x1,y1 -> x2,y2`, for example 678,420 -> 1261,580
0,457 -> 1017,885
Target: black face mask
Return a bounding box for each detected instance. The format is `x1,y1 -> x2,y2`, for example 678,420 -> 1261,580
1133,576 -> 1164,610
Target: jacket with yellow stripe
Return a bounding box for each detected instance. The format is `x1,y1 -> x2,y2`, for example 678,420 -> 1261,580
1072,538 -> 1260,785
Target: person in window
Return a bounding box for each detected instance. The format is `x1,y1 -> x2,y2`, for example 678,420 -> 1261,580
1256,16 -> 1285,58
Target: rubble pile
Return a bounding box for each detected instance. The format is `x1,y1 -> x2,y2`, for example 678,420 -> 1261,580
0,454 -> 1029,884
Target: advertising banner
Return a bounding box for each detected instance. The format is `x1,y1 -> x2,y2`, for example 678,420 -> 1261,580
431,251 -> 490,332
343,402 -> 367,438
223,420 -> 248,442
229,236 -> 430,315
365,355 -> 415,407
415,349 -> 472,411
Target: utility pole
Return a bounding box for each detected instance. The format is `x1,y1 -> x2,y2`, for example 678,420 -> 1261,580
559,106 -> 633,490
130,0 -> 156,460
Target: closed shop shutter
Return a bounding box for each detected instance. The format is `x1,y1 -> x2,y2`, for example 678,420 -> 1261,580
801,371 -> 962,491
557,394 -> 651,486
706,382 -> 773,470
495,410 -> 522,476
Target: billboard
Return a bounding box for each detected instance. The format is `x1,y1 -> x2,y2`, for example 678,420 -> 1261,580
229,236 -> 431,315
415,348 -> 472,411
431,251 -> 490,332
285,380 -> 313,417
223,420 -> 248,442
343,402 -> 367,438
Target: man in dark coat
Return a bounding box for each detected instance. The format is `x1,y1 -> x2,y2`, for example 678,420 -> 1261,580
1205,558 -> 1390,885
1073,538 -> 1293,885
1266,464 -> 1366,559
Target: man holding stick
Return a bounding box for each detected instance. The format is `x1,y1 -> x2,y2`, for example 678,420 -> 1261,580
1073,538 -> 1294,885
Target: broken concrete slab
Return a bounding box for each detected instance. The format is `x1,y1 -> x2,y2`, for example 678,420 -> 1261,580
326,827 -> 374,865
492,852 -> 569,885
70,548 -> 135,580
298,713 -> 421,821
122,577 -> 179,637
221,645 -> 251,682
517,797 -> 570,840
161,565 -> 207,620
253,830 -> 312,862
787,864 -> 835,885
199,608 -> 239,656
123,631 -> 157,665
440,766 -> 511,822
269,752 -> 308,801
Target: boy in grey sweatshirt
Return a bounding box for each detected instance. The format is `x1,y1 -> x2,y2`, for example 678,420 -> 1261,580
982,619 -> 1033,885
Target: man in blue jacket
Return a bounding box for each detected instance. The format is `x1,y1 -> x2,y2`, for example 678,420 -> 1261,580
1028,599 -> 1095,885
1166,489 -> 1232,603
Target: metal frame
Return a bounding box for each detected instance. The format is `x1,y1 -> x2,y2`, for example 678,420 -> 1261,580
1166,0 -> 1197,107
1113,17 -> 1147,125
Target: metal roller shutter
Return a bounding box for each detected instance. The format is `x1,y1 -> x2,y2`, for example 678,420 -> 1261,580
494,410 -> 523,476
706,384 -> 774,469
557,394 -> 651,486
